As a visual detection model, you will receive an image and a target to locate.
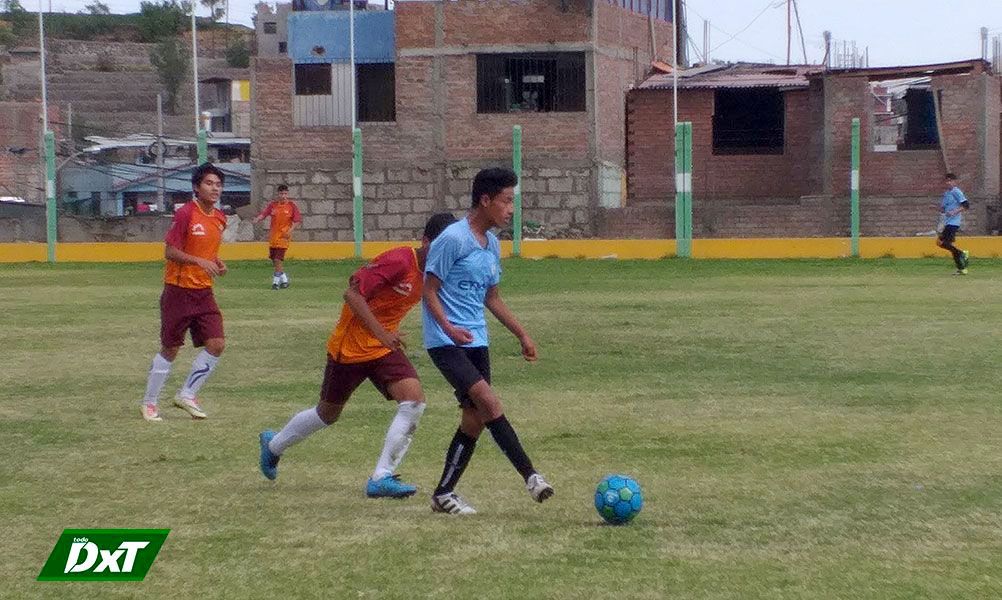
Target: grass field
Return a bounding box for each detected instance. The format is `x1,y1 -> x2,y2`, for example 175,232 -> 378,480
2,258 -> 1002,599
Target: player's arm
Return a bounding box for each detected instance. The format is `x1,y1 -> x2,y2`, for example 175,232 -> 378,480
252,202 -> 273,224
165,245 -> 221,277
423,274 -> 474,345
343,276 -> 404,350
485,286 -> 536,362
289,203 -> 302,232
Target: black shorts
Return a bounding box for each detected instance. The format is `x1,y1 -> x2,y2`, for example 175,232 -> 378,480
427,346 -> 490,408
939,225 -> 960,244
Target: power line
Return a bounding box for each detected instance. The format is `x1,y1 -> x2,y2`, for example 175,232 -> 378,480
687,2 -> 786,61
708,0 -> 784,55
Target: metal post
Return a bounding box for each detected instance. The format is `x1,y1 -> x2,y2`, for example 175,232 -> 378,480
197,128 -> 208,164
67,103 -> 72,146
512,125 -> 523,257
675,121 -> 692,258
157,94 -> 166,211
192,6 -> 208,163
349,0 -> 357,130
44,130 -> 56,262
352,127 -> 363,258
850,118 -> 861,258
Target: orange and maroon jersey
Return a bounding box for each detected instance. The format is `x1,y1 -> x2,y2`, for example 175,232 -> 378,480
163,201 -> 227,289
327,247 -> 423,364
258,200 -> 302,249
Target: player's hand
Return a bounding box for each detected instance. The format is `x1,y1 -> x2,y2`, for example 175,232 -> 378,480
378,331 -> 406,351
446,325 -> 474,346
198,258 -> 222,277
216,259 -> 227,276
519,335 -> 538,362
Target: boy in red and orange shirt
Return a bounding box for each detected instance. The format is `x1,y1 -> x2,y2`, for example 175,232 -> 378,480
253,184 -> 302,289
140,163 -> 228,422
258,213 -> 458,498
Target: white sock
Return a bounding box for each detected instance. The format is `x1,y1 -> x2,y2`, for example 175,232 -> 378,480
372,401 -> 425,480
280,272 -> 289,283
179,350 -> 219,401
272,274 -> 281,285
269,407 -> 328,455
142,353 -> 173,406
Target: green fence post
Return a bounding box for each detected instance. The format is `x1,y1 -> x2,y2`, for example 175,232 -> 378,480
851,118 -> 861,258
512,125 -> 523,257
197,129 -> 208,165
353,127 -> 363,258
675,121 -> 692,258
44,130 -> 57,263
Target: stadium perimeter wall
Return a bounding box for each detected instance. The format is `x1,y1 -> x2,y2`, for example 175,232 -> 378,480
3,238 -> 1002,263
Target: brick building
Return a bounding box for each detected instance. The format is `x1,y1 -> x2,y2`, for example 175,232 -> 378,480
251,0 -> 674,241
623,60 -> 1002,238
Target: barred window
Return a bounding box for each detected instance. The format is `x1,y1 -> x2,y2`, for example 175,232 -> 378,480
294,63 -> 332,96
712,89 -> 784,155
477,53 -> 586,114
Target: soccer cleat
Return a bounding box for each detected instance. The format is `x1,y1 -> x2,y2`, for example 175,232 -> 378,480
141,403 -> 163,422
259,430 -> 280,480
954,269 -> 968,276
526,473 -> 554,503
271,283 -> 280,290
962,250 -> 970,268
279,281 -> 290,289
431,492 -> 477,515
173,394 -> 207,419
366,474 -> 417,498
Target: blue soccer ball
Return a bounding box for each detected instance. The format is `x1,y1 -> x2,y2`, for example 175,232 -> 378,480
595,474 -> 643,524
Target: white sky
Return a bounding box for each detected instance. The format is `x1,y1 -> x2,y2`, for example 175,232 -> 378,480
38,0 -> 1002,67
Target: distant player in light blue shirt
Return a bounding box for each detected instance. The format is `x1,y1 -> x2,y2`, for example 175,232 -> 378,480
937,173 -> 970,275
422,167 -> 554,515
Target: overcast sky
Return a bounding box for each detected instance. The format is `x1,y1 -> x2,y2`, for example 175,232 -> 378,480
39,0 -> 1002,67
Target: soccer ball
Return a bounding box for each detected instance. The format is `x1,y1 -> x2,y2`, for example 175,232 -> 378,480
594,474 -> 643,524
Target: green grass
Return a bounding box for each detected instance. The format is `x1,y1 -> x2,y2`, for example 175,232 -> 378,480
2,258 -> 1001,599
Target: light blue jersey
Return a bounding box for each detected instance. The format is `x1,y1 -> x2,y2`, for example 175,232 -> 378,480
941,186 -> 968,227
422,218 -> 501,349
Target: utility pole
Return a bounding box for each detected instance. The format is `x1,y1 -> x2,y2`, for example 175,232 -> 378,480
39,0 -> 56,262
192,6 -> 207,163
786,0 -> 791,65
66,103 -> 72,148
703,19 -> 709,64
792,0 -> 807,64
823,30 -> 831,67
157,93 -> 165,212
981,27 -> 989,62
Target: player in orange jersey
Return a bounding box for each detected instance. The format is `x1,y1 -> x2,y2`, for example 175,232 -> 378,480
258,213 -> 458,498
253,184 -> 302,289
140,163 -> 228,422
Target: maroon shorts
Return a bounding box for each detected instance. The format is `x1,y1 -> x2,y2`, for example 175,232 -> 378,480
319,350 -> 419,407
160,284 -> 224,348
269,247 -> 287,261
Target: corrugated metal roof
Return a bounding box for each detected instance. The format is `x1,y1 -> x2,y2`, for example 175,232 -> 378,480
638,63 -> 824,91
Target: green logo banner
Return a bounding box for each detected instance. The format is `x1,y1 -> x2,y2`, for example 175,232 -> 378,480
38,529 -> 169,581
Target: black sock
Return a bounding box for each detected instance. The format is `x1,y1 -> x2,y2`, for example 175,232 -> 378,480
434,429 -> 478,496
947,246 -> 964,269
485,415 -> 536,482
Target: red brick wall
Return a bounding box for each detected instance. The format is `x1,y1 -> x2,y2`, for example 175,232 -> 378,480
395,2 -> 437,48
626,87 -> 815,202
595,0 -> 674,64
440,0 -> 591,46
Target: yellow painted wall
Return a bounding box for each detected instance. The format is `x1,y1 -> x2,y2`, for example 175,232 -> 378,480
3,238 -> 1002,263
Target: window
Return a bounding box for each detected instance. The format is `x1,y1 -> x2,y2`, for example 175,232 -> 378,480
477,53 -> 586,114
294,63 -> 331,96
278,41 -> 287,54
712,88 -> 784,154
357,63 -> 396,122
263,21 -> 277,34
871,78 -> 940,152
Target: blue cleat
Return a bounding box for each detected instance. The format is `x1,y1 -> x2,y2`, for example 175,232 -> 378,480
259,430 -> 280,480
366,474 -> 417,498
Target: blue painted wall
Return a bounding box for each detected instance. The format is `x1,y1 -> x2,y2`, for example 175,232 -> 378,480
288,11 -> 395,64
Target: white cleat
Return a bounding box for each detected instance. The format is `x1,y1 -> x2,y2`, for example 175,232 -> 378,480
173,394 -> 207,419
141,403 -> 163,422
431,492 -> 477,515
526,473 -> 554,503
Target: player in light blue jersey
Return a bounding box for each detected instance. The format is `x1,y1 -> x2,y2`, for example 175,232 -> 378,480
937,173 -> 970,275
422,167 -> 554,515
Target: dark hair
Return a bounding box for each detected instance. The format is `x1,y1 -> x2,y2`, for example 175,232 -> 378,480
944,173 -> 957,181
471,167 -> 517,208
423,212 -> 457,241
277,184 -> 289,193
192,162 -> 225,188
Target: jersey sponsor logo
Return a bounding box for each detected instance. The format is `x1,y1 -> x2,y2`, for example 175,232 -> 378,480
392,282 -> 414,296
457,280 -> 488,292
191,223 -> 207,236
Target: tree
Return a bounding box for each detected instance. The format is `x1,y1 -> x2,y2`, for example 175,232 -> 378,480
200,0 -> 224,22
137,0 -> 189,43
149,37 -> 190,114
83,1 -> 111,15
225,38 -> 249,68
